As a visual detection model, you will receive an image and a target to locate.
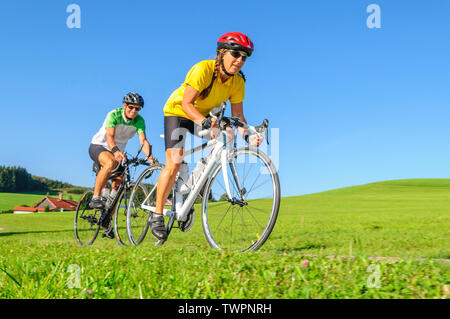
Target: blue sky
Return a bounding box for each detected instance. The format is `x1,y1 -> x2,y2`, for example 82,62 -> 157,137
1,0 -> 449,196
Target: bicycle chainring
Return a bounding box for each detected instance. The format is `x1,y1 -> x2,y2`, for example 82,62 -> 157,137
178,207 -> 195,232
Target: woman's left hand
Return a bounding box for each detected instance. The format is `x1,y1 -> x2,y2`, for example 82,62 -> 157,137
249,133 -> 264,147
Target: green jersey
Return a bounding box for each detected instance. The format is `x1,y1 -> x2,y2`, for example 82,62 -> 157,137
91,107 -> 146,152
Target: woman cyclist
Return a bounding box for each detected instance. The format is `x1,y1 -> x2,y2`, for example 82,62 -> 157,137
150,32 -> 263,241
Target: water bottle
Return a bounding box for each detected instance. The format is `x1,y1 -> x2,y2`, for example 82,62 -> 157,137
101,187 -> 110,199
175,163 -> 189,192
180,158 -> 207,194
106,185 -> 119,209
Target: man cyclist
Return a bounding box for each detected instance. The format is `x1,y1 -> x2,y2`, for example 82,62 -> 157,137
88,92 -> 154,237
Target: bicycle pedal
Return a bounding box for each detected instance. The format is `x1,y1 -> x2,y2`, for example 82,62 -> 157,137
154,239 -> 166,246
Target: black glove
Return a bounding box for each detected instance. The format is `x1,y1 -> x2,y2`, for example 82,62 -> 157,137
201,116 -> 212,130
243,130 -> 250,143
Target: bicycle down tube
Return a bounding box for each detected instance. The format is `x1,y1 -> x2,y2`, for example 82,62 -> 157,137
138,131 -> 235,222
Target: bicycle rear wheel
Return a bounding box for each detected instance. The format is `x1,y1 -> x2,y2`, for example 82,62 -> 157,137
74,190 -> 101,246
202,146 -> 280,252
127,164 -> 164,245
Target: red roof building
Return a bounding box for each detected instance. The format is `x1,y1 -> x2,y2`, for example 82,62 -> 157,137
13,193 -> 77,214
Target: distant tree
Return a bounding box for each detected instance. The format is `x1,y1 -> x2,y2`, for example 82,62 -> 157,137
219,193 -> 228,202
65,187 -> 88,194
0,165 -> 96,195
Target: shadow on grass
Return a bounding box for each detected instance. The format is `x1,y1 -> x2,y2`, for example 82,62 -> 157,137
278,243 -> 326,253
0,229 -> 74,237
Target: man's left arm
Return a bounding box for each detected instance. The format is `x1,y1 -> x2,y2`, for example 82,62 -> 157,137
138,132 -> 154,165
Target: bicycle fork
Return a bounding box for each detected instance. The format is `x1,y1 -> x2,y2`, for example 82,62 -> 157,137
222,148 -> 247,206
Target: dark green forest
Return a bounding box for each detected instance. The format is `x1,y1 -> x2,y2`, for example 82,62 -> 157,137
0,165 -> 76,193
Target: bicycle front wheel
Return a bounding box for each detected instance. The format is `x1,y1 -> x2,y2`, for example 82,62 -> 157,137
113,185 -> 134,246
202,146 -> 280,252
74,190 -> 101,246
127,164 -> 164,245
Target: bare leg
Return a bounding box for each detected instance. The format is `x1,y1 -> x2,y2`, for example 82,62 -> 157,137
155,148 -> 184,215
94,151 -> 118,196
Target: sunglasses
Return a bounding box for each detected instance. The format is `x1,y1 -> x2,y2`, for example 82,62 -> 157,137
126,105 -> 141,112
229,50 -> 248,61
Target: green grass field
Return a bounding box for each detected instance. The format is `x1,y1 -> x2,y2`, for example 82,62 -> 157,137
0,179 -> 449,299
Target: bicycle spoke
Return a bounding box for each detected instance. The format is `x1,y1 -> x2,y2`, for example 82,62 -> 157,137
247,179 -> 271,198
212,204 -> 233,234
245,203 -> 272,215
239,207 -> 249,250
127,165 -> 163,245
229,206 -> 236,250
246,171 -> 263,198
74,190 -> 100,246
202,146 -> 280,252
206,200 -> 229,208
244,205 -> 266,231
242,157 -> 254,188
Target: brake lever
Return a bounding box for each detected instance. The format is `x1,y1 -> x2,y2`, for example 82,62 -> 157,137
219,117 -> 232,130
263,119 -> 269,145
209,102 -> 226,119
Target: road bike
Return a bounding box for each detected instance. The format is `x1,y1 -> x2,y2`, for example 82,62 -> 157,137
126,103 -> 280,252
74,147 -> 159,246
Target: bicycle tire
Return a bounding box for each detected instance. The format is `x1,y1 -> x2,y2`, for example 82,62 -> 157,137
127,163 -> 165,245
201,146 -> 280,252
113,186 -> 132,246
74,189 -> 101,246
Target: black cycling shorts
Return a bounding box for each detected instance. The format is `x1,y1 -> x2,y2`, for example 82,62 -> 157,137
89,144 -> 111,167
88,143 -> 122,174
164,116 -> 205,150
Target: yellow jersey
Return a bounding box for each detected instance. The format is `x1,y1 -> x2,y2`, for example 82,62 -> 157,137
163,60 -> 245,119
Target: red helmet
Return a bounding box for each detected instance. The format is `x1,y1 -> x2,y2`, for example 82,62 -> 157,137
217,32 -> 254,57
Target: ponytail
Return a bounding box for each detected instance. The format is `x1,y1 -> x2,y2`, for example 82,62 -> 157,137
199,52 -> 221,100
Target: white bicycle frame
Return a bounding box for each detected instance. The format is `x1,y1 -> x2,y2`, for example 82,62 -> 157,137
140,108 -> 261,222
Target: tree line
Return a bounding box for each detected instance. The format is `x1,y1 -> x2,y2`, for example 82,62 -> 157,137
0,165 -> 74,193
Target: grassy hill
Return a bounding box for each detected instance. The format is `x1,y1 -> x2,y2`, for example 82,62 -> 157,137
273,178 -> 450,259
0,178 -> 448,298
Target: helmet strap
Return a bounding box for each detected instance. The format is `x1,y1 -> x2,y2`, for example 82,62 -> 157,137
122,107 -> 133,122
219,52 -> 234,78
